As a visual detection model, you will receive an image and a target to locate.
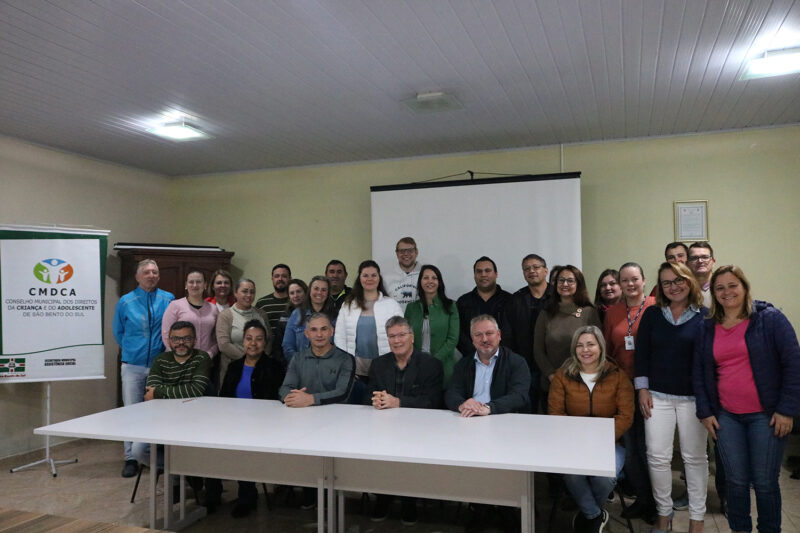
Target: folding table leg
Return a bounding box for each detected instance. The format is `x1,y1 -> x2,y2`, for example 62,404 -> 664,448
149,442 -> 157,530
521,471 -> 535,532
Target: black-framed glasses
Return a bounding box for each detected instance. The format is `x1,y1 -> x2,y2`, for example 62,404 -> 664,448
688,255 -> 712,263
557,278 -> 576,285
660,277 -> 687,288
169,335 -> 195,344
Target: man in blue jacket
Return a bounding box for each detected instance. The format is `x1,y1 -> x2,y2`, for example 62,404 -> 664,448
112,259 -> 174,477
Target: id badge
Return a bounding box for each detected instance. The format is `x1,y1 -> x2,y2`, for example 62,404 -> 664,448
624,335 -> 635,350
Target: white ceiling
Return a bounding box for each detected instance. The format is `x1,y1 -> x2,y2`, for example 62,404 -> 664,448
1,0 -> 798,176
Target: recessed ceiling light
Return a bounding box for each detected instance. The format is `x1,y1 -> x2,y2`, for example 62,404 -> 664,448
147,120 -> 209,141
403,91 -> 463,113
741,47 -> 800,79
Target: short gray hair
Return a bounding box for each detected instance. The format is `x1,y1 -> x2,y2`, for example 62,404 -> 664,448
305,312 -> 332,327
470,314 -> 498,330
136,259 -> 158,274
385,315 -> 410,332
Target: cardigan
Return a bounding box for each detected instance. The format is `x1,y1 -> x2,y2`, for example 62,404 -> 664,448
404,296 -> 459,384
219,353 -> 286,400
633,306 -> 706,396
161,297 -> 219,357
333,293 -> 403,374
693,300 -> 800,419
548,362 -> 634,441
532,301 -> 601,390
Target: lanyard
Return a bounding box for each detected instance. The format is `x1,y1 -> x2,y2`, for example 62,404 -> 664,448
625,296 -> 646,336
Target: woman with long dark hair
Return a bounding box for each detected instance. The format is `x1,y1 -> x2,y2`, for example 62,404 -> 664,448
282,275 -> 336,361
404,264 -> 459,383
594,268 -> 622,324
334,260 -> 402,404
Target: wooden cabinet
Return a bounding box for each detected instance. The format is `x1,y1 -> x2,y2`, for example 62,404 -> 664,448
115,245 -> 234,298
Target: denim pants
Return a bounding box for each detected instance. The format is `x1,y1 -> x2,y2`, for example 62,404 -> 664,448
716,409 -> 788,533
120,363 -> 149,461
563,444 -> 626,519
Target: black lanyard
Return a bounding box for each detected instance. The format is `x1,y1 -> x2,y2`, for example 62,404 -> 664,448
625,296 -> 646,336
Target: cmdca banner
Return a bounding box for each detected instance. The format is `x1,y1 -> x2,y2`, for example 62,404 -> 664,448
0,226 -> 107,383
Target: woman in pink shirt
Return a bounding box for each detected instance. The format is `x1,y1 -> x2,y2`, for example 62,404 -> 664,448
694,265 -> 800,533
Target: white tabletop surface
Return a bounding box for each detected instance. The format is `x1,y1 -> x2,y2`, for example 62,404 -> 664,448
36,397 -> 615,476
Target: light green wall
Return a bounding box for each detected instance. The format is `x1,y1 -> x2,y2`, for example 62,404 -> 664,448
0,135 -> 171,459
171,126 -> 800,325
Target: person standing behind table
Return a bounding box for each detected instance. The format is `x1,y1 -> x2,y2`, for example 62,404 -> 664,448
533,265 -> 601,408
367,316 -> 444,525
603,261 -> 657,523
382,237 -> 422,310
113,258 -> 174,478
161,270 -> 218,389
325,260 -> 351,314
335,260 -> 403,404
456,256 -> 512,358
500,254 -> 554,413
210,320 -> 287,518
594,269 -> 621,325
274,279 -> 307,361
687,242 -> 716,308
282,276 -> 336,362
635,262 -> 708,533
694,265 -> 800,533
255,263 -> 292,342
206,269 -> 235,311
216,278 -> 271,384
404,264 -> 459,385
548,326 -> 633,533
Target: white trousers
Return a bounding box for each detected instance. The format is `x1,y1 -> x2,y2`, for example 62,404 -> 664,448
644,394 -> 709,520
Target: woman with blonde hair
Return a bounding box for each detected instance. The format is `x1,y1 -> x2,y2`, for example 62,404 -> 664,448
635,262 -> 708,532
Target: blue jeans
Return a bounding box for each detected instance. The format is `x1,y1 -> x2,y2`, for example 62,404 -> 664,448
121,363 -> 149,461
716,409 -> 787,533
132,442 -> 163,469
563,444 -> 626,519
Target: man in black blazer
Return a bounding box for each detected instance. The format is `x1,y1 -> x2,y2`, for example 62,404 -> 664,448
367,315 -> 444,524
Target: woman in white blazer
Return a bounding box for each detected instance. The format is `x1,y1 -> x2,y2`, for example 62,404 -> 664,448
334,259 -> 403,404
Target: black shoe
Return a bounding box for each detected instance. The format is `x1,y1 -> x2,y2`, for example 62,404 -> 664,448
121,459 -> 138,478
720,497 -> 728,518
572,512 -> 588,533
231,500 -> 256,518
401,498 -> 417,525
583,510 -> 609,533
371,495 -> 391,522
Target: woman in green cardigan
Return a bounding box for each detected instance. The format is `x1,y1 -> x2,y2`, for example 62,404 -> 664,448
404,264 -> 460,384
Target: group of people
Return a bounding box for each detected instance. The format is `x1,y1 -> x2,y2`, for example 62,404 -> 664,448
111,237 -> 800,533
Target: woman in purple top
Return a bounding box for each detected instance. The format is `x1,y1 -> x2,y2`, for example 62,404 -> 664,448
694,265 -> 800,533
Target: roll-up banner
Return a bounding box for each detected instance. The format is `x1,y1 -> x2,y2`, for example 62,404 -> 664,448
0,225 -> 108,383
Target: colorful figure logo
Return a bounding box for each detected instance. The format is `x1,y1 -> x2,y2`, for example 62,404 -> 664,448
33,258 -> 74,284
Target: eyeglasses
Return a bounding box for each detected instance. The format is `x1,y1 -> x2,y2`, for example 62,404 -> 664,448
522,264 -> 546,272
688,255 -> 712,263
660,277 -> 687,289
395,248 -> 416,255
557,278 -> 576,285
387,332 -> 411,340
169,335 -> 195,344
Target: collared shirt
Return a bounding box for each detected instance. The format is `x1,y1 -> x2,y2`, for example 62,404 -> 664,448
472,349 -> 499,404
660,304 -> 700,326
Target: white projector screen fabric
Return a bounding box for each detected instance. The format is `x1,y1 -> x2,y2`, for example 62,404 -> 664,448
371,173 -> 582,299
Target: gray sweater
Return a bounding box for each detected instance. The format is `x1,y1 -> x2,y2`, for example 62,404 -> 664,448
279,345 -> 355,405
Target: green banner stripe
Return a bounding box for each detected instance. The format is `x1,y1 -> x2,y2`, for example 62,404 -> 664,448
2,344 -> 102,356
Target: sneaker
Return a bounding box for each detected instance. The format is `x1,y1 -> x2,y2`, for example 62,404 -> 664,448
585,510 -> 609,533
606,490 -> 615,504
598,509 -> 609,532
121,459 -> 138,478
572,511 -> 588,532
371,495 -> 391,522
400,498 -> 417,525
672,491 -> 689,510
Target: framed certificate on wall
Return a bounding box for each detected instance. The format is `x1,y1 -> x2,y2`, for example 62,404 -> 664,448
674,200 -> 708,242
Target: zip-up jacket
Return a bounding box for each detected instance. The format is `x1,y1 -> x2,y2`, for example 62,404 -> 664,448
547,361 -> 633,440
445,345 -> 531,414
693,300 -> 800,419
113,286 -> 174,367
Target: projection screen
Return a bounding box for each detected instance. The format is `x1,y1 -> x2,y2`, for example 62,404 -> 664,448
370,172 -> 582,298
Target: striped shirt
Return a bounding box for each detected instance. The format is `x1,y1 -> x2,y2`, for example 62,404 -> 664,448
146,349 -> 212,399
255,293 -> 289,335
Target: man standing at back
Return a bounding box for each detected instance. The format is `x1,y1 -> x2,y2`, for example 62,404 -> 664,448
325,259 -> 351,314
113,259 -> 174,477
649,242 -> 690,296
687,241 -> 715,307
383,237 -> 421,310
500,254 -> 553,412
456,257 -> 512,357
255,263 -> 291,340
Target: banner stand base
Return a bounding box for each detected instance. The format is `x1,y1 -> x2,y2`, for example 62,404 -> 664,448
10,382 -> 78,477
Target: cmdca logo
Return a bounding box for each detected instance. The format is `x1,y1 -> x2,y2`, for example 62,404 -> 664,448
33,258 -> 74,284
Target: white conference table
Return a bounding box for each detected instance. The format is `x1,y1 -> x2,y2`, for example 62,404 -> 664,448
35,397 -> 614,532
